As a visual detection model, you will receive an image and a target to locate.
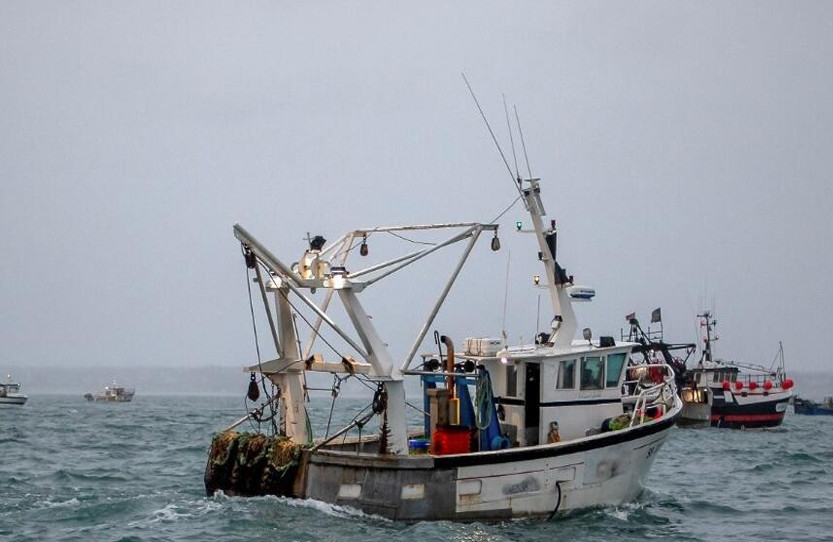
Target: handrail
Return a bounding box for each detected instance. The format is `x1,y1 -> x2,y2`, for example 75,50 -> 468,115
625,362 -> 676,427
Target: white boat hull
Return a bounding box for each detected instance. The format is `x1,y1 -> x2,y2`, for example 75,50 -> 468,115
0,395 -> 28,406
299,409 -> 678,520
455,423 -> 670,516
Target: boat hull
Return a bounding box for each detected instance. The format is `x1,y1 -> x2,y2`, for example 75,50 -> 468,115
298,414 -> 677,520
678,388 -> 712,427
710,390 -> 791,428
793,403 -> 833,416
678,403 -> 711,427
0,395 -> 27,406
84,393 -> 134,403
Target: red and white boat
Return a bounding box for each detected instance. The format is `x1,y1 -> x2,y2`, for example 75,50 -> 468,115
687,312 -> 794,429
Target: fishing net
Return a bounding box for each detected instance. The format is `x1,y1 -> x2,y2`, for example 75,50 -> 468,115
204,431 -> 304,497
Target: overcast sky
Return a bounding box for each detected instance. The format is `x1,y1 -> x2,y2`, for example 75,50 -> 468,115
2,1 -> 832,376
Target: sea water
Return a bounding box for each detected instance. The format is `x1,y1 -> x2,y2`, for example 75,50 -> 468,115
2,394 -> 831,541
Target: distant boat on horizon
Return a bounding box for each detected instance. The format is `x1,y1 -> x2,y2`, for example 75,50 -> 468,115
84,380 -> 135,403
0,374 -> 28,406
794,396 -> 833,416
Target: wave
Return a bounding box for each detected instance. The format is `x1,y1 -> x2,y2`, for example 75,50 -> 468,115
47,469 -> 130,483
37,497 -> 81,509
211,492 -> 391,522
127,499 -> 224,528
277,496 -> 392,521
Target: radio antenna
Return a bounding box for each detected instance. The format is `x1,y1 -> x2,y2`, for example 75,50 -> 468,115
503,94 -> 520,180
462,73 -> 524,199
514,104 -> 533,179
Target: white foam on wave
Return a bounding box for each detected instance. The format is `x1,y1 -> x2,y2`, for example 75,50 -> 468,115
129,499 -> 225,528
152,503 -> 193,522
39,497 -> 81,509
607,507 -> 630,521
217,493 -> 390,522
604,501 -> 646,521
280,496 -> 388,520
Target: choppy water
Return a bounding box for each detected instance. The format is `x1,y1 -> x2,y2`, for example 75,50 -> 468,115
2,395 -> 832,541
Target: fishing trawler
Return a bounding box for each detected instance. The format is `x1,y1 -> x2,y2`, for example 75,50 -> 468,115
0,375 -> 28,406
685,312 -> 793,428
84,381 -> 135,403
204,163 -> 682,519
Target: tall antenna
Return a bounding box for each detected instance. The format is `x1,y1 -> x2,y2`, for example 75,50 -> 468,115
501,248 -> 511,345
514,105 -> 533,179
503,94 -> 520,180
462,73 -> 524,199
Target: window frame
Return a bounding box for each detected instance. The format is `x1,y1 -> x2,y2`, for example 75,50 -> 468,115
580,356 -> 605,391
555,358 -> 577,390
605,352 -> 626,388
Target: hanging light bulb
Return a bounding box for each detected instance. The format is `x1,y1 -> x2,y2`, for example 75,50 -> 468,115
360,234 -> 369,256
533,274 -> 540,286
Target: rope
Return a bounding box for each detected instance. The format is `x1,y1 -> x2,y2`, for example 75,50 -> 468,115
271,280 -> 347,361
324,374 -> 343,439
385,230 -> 435,246
243,251 -> 279,435
475,372 -> 494,431
489,195 -> 522,224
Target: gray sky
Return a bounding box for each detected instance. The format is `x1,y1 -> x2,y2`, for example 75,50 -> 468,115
2,1 -> 832,375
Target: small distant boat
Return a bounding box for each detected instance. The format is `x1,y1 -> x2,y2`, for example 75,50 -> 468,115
794,396 -> 833,416
0,375 -> 28,406
84,381 -> 135,403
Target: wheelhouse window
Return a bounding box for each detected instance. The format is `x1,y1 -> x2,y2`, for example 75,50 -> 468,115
580,356 -> 604,390
606,353 -> 626,388
506,364 -> 518,397
556,359 -> 576,389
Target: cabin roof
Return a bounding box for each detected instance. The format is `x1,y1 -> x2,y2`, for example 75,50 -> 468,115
459,339 -> 637,362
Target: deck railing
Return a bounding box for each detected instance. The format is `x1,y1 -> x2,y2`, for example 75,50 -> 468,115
622,362 -> 676,427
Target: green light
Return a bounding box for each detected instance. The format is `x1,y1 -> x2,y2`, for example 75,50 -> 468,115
516,221 -> 523,231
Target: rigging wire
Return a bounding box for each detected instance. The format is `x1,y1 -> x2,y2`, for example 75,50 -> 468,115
332,235 -> 364,260
503,94 -> 520,180
268,273 -> 347,361
462,73 -> 524,200
489,195 -> 522,225
243,252 -> 279,434
386,230 -> 436,246
514,104 -> 534,180
501,247 -> 511,343
324,374 -> 343,438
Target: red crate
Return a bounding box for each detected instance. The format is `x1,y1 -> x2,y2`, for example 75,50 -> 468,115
430,426 -> 472,455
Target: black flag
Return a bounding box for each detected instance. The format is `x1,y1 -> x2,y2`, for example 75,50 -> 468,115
651,307 -> 662,323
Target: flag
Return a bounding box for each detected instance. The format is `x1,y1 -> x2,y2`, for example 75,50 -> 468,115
626,312 -> 636,323
651,307 -> 662,323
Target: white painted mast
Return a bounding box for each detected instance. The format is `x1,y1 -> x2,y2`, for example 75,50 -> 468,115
520,178 -> 579,347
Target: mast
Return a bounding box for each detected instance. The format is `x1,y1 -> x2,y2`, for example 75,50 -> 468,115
698,311 -> 715,363
521,178 -> 578,347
